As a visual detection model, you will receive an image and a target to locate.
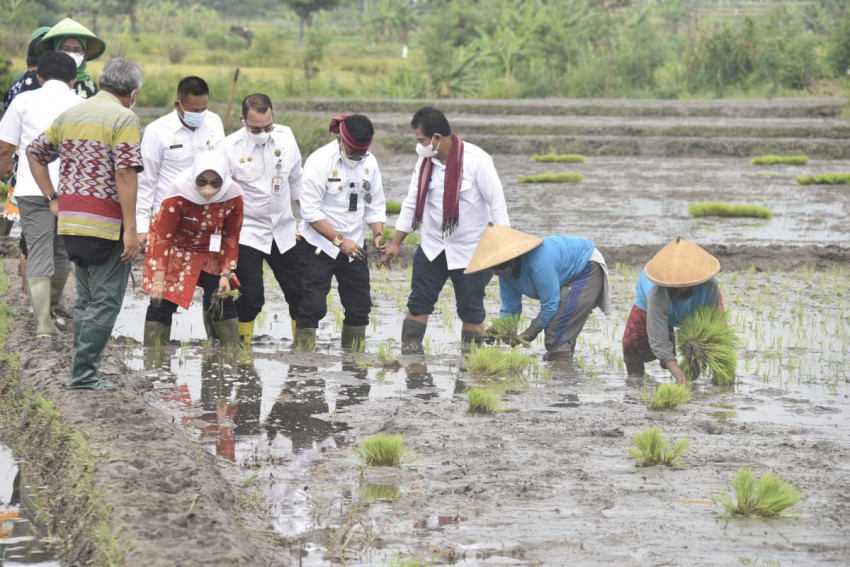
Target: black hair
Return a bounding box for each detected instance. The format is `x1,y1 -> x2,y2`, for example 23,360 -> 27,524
26,32 -> 47,67
241,93 -> 273,117
36,51 -> 77,83
177,76 -> 210,99
343,114 -> 374,143
411,106 -> 452,138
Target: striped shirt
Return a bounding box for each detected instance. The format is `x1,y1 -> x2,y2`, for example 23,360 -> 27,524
27,90 -> 142,241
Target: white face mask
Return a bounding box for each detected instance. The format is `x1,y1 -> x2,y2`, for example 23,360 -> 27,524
416,136 -> 440,159
69,53 -> 85,68
246,131 -> 270,146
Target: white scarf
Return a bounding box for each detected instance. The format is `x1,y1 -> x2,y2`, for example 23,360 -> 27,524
163,150 -> 243,206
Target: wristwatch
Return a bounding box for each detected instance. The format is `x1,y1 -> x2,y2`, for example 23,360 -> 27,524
332,235 -> 343,247
44,193 -> 58,204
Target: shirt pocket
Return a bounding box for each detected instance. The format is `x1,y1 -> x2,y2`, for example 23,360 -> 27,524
233,160 -> 262,183
458,178 -> 479,205
163,144 -> 191,164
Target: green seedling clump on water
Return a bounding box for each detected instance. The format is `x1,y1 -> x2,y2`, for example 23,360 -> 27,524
381,227 -> 421,245
385,200 -> 402,214
532,153 -> 587,163
688,202 -> 773,220
676,306 -> 738,385
467,388 -> 501,414
647,383 -> 692,410
750,154 -> 809,166
485,315 -> 527,344
795,173 -> 850,185
465,345 -> 536,377
517,172 -> 583,183
709,468 -> 802,518
628,427 -> 689,467
354,434 -> 417,467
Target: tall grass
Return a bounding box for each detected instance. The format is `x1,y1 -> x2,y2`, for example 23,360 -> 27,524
709,468 -> 802,517
688,202 -> 773,219
751,155 -> 809,166
676,307 -> 738,385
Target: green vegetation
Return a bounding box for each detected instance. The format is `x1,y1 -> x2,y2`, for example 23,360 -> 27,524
386,200 -> 402,215
467,388 -> 501,414
751,155 -> 809,166
380,227 -> 421,246
532,154 -> 587,163
485,315 -> 524,345
518,173 -> 584,184
796,173 -> 850,185
676,307 -> 738,385
359,482 -> 400,502
709,468 -> 802,518
688,202 -> 773,220
628,427 -> 689,467
465,345 -> 535,377
353,434 -> 417,467
646,383 -> 692,410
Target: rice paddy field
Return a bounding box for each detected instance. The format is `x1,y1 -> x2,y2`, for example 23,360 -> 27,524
1,97 -> 849,566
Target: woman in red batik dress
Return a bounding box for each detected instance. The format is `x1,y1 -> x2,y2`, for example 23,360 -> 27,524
142,150 -> 244,347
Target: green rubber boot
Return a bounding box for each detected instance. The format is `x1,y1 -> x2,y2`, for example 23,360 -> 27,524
203,310 -> 217,342
401,319 -> 426,354
50,275 -> 68,330
68,327 -> 122,390
294,327 -> 317,351
341,324 -> 366,352
212,317 -> 241,349
143,320 -> 171,347
28,277 -> 59,338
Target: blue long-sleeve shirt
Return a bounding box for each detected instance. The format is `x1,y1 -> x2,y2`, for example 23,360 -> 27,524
499,235 -> 596,328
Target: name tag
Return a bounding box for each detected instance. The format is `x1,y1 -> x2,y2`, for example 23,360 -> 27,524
168,144 -> 183,149
272,174 -> 284,194
209,234 -> 222,253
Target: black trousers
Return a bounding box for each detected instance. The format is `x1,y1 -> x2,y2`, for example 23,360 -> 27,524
146,271 -> 236,326
295,238 -> 371,329
235,241 -> 303,323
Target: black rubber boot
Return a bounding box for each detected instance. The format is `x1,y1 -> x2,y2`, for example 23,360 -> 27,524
401,319 -> 426,354
341,325 -> 366,352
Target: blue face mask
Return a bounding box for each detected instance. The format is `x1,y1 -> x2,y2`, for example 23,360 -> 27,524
178,100 -> 207,128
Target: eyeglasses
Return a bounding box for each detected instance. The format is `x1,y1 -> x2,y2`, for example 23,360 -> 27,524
246,124 -> 275,135
345,151 -> 369,160
196,177 -> 223,188
59,46 -> 85,55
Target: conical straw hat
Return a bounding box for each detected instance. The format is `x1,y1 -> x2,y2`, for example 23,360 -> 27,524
645,237 -> 720,287
465,223 -> 543,274
37,18 -> 106,61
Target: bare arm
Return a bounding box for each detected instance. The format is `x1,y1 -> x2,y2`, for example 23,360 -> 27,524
115,167 -> 140,263
0,141 -> 15,178
309,218 -> 365,260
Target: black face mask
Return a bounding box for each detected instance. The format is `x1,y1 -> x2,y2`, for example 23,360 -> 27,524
671,287 -> 694,301
499,257 -> 522,279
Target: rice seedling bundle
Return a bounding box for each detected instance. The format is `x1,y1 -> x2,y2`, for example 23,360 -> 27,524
795,173 -> 850,185
676,306 -> 738,385
465,346 -> 509,376
628,427 -> 689,467
708,468 -> 802,517
517,173 -> 584,183
688,202 -> 772,219
750,155 -> 809,166
353,434 -> 416,467
532,154 -> 587,163
488,315 -> 523,343
385,200 -> 402,214
648,383 -> 692,410
467,388 -> 501,414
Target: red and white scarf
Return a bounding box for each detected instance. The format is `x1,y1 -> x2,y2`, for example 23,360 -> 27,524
413,133 -> 463,236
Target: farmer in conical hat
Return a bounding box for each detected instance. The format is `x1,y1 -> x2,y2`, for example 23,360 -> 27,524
466,223 -> 610,362
36,17 -> 107,99
622,237 -> 724,383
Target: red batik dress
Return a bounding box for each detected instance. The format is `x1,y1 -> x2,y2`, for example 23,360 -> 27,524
142,195 -> 244,309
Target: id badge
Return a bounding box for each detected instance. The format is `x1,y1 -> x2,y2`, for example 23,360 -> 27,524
209,234 -> 222,253
272,174 -> 284,195
348,193 -> 358,211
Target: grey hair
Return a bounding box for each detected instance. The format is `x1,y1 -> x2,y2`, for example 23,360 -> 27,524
98,57 -> 144,97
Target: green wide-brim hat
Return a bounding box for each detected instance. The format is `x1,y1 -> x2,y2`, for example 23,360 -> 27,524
36,18 -> 106,61
464,223 -> 544,274
645,237 -> 720,288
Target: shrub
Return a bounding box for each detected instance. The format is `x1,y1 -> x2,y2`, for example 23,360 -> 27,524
751,155 -> 809,165
628,427 -> 689,467
795,173 -> 850,185
688,202 -> 772,220
676,306 -> 738,385
467,388 -> 500,414
517,173 -> 583,183
709,468 -> 802,518
647,383 -> 692,410
166,43 -> 188,64
532,154 -> 587,163
353,434 -> 417,467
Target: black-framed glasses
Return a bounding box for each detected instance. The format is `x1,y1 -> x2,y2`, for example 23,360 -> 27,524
345,151 -> 369,160
196,177 -> 223,188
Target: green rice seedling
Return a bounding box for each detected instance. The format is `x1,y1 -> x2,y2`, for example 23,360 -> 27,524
504,349 -> 535,375
532,153 -> 587,163
750,154 -> 809,166
359,482 -> 400,502
795,173 -> 850,185
465,345 -> 508,376
486,315 -> 526,344
676,306 -> 738,385
688,202 -> 772,220
517,172 -> 583,183
377,340 -> 402,370
628,427 -> 689,467
467,388 -> 501,414
353,434 -> 417,467
709,468 -> 802,518
647,383 -> 692,410
385,200 -> 402,214
380,227 -> 421,246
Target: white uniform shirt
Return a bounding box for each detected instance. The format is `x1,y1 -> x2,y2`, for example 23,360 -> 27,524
299,140 -> 387,260
395,141 -> 510,270
136,109 -> 225,233
217,126 -> 303,254
0,80 -> 83,197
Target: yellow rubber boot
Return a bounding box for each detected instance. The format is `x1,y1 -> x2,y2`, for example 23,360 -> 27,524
238,320 -> 255,346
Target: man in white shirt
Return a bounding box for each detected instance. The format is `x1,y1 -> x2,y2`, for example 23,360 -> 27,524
380,106 -> 510,352
295,113 -> 387,351
136,76 -> 224,249
216,94 -> 305,345
0,52 -> 83,338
